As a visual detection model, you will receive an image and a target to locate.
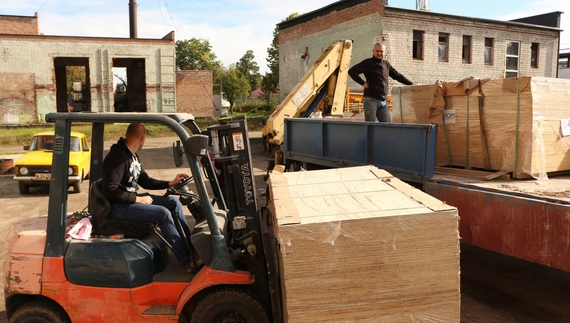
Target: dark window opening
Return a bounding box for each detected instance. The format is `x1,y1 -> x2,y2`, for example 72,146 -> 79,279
438,33 -> 449,62
485,38 -> 494,65
413,30 -> 424,60
462,35 -> 472,64
531,42 -> 539,68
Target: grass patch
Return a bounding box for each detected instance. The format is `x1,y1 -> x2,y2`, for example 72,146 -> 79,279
0,114 -> 268,148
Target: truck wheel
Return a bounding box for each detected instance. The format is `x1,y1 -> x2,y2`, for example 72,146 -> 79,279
190,289 -> 269,323
18,183 -> 29,194
10,299 -> 70,323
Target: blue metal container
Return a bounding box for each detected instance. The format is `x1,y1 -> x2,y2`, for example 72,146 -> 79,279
283,118 -> 436,183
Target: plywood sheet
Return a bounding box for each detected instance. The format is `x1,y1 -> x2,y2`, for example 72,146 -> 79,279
392,77 -> 570,178
268,166 -> 460,322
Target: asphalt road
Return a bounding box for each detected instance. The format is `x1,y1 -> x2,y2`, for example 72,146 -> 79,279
1,137 -> 570,322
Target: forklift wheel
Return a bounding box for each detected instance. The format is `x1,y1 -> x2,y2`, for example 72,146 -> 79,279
190,288 -> 269,323
10,299 -> 70,323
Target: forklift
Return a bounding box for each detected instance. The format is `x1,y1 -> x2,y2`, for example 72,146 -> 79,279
3,113 -> 282,322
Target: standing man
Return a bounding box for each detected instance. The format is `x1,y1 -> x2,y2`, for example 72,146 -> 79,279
348,42 -> 413,122
102,123 -> 192,265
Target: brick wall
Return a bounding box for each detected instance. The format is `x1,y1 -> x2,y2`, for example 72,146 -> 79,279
0,34 -> 175,124
0,73 -> 37,124
0,14 -> 39,35
279,0 -> 385,98
382,8 -> 560,87
176,70 -> 214,118
278,2 -> 560,98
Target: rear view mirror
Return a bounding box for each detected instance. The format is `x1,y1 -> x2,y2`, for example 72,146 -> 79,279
173,140 -> 184,167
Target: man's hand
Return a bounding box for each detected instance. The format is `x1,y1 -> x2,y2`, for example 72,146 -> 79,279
136,195 -> 153,204
169,173 -> 190,187
363,82 -> 369,89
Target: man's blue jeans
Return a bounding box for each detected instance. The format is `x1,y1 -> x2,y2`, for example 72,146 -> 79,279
363,97 -> 391,122
110,194 -> 190,264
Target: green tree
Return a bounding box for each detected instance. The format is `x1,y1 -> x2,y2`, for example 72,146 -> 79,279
66,66 -> 86,98
236,50 -> 262,93
216,64 -> 251,111
175,38 -> 221,70
261,13 -> 298,101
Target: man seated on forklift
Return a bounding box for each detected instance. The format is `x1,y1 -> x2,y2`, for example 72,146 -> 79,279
102,123 -> 192,266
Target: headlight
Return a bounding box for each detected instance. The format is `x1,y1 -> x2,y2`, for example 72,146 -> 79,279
68,166 -> 78,176
20,167 -> 29,175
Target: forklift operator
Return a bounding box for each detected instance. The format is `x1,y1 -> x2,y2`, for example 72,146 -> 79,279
102,123 -> 192,265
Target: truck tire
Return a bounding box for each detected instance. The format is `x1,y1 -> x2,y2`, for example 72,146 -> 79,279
10,299 -> 70,323
190,289 -> 269,323
18,183 -> 29,194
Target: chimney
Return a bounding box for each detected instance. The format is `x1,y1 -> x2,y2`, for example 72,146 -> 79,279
129,0 -> 138,38
416,0 -> 430,11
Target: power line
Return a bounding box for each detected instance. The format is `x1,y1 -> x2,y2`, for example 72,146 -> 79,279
156,0 -> 168,33
163,0 -> 181,39
37,0 -> 50,13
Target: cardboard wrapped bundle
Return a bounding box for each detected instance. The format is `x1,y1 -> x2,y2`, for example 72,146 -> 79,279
267,165 -> 460,322
391,77 -> 570,179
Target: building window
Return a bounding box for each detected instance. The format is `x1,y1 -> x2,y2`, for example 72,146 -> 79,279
484,38 -> 494,65
438,33 -> 449,62
505,41 -> 520,78
531,42 -> 539,68
413,30 -> 424,60
462,35 -> 472,63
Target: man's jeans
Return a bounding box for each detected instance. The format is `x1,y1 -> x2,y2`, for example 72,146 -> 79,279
110,194 -> 191,264
363,97 -> 391,122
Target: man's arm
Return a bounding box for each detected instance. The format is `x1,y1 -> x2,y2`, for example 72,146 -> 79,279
388,63 -> 413,85
348,60 -> 368,86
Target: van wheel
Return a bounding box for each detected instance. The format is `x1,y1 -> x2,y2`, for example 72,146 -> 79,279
190,289 -> 269,323
18,183 -> 29,194
10,299 -> 70,323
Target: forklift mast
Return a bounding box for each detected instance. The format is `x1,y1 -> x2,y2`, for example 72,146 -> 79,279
205,116 -> 281,321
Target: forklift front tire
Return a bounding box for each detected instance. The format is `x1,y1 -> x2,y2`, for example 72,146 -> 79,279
190,288 -> 269,323
10,299 -> 70,323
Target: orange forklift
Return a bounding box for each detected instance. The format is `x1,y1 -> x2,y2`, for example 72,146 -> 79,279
4,113 -> 282,322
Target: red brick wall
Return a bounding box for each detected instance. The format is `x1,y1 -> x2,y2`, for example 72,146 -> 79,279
0,73 -> 38,124
176,70 -> 213,118
0,14 -> 39,35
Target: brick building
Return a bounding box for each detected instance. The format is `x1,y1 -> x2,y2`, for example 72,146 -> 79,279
277,0 -> 563,98
0,14 -> 214,125
176,70 -> 214,118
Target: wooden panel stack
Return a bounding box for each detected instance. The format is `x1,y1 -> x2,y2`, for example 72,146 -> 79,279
267,165 -> 460,322
391,77 -> 570,178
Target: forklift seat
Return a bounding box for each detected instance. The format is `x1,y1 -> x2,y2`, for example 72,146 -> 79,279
89,178 -> 155,238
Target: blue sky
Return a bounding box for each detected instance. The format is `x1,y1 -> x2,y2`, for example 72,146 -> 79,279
1,0 -> 568,74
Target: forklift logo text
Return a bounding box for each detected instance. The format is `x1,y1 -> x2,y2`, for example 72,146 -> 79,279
241,163 -> 254,205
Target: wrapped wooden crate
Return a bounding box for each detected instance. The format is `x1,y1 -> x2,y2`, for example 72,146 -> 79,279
391,77 -> 570,179
267,165 -> 460,322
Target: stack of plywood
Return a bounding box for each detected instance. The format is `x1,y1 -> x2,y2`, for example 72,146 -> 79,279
391,77 -> 570,179
267,165 -> 460,322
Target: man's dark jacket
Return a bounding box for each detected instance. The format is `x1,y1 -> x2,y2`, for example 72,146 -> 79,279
348,56 -> 412,101
102,137 -> 169,204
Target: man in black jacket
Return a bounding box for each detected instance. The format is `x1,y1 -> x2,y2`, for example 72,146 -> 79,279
348,42 -> 413,122
102,123 -> 191,265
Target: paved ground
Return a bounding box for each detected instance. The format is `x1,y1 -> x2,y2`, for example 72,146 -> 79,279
1,136 -> 570,322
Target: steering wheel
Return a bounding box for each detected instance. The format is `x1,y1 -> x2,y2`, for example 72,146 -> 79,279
173,176 -> 194,190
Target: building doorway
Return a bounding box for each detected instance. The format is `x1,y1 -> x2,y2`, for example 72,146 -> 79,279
113,58 -> 146,112
54,57 -> 90,112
